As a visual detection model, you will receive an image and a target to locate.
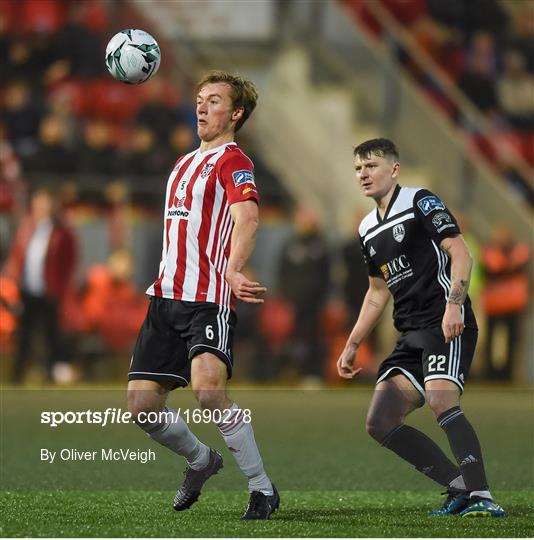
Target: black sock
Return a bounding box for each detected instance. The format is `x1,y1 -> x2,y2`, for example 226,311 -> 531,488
382,424 -> 461,487
438,406 -> 489,492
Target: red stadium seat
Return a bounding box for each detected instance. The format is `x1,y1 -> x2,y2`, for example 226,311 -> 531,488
258,296 -> 295,351
489,131 -> 524,166
422,87 -> 455,118
521,133 -> 534,167
0,276 -> 20,352
79,0 -> 108,33
107,124 -> 129,149
83,78 -> 144,122
468,134 -> 498,164
0,0 -> 17,32
47,79 -> 87,117
19,0 -> 66,34
342,0 -> 382,37
381,0 -> 427,27
77,264 -> 148,351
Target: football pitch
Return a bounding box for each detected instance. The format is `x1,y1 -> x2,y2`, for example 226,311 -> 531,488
1,385 -> 533,537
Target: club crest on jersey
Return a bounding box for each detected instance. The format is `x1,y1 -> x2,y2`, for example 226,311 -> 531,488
167,195 -> 189,218
200,163 -> 215,179
393,224 -> 405,243
232,169 -> 255,187
417,195 -> 445,216
173,195 -> 185,208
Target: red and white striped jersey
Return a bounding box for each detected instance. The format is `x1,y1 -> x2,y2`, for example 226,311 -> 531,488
146,142 -> 259,308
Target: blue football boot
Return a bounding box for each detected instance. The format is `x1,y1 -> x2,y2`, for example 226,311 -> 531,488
429,488 -> 470,516
460,497 -> 506,518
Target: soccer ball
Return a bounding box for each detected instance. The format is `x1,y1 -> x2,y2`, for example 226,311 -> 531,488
105,29 -> 161,84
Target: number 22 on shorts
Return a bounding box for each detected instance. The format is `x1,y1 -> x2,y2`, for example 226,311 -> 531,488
428,354 -> 447,372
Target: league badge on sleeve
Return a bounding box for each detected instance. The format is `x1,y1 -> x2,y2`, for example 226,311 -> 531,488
232,170 -> 255,187
417,195 -> 445,216
432,212 -> 456,233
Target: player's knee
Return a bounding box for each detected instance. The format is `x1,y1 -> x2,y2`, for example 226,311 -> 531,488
127,392 -> 160,425
194,390 -> 225,411
192,381 -> 226,411
366,415 -> 395,443
426,393 -> 459,419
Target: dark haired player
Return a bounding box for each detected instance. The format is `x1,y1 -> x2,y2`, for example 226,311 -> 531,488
338,138 -> 505,518
127,72 -> 279,519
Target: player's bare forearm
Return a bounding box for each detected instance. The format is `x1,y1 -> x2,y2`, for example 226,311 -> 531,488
226,200 -> 266,303
440,235 -> 472,306
338,277 -> 390,379
440,235 -> 472,342
347,279 -> 390,348
226,216 -> 257,274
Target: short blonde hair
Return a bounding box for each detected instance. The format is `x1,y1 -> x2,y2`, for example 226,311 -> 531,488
196,71 -> 258,132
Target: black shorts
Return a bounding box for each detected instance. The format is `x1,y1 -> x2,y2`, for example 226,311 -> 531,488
376,326 -> 478,398
128,297 -> 237,389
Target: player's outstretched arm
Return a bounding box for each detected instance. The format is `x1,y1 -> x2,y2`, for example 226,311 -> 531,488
440,235 -> 472,344
337,276 -> 390,379
226,200 -> 267,304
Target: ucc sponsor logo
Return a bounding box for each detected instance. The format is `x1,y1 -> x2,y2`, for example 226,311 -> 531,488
380,254 -> 412,282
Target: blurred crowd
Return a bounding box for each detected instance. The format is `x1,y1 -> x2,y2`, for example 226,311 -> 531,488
0,0 -> 530,385
0,0 -> 290,385
0,0 -> 199,207
346,0 -> 534,205
1,189 -> 529,385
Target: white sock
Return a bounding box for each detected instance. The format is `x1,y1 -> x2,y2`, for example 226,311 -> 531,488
470,490 -> 492,500
216,402 -> 272,495
449,475 -> 466,491
141,406 -> 210,470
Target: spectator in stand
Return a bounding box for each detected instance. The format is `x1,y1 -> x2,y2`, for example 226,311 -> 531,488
426,0 -> 466,34
122,125 -> 169,177
167,122 -> 196,158
0,122 -> 26,261
81,249 -> 147,354
458,32 -> 499,119
498,50 -> 534,131
427,0 -> 508,40
103,180 -> 129,251
340,212 -> 378,369
51,0 -> 104,79
3,188 -> 77,383
510,9 -> 534,72
278,206 -> 331,381
78,120 -> 119,176
1,33 -> 57,85
480,224 -> 530,381
18,0 -> 66,35
236,134 -> 293,211
1,80 -> 44,158
455,214 -> 484,306
65,248 -> 147,381
25,114 -> 76,176
341,213 -> 370,325
136,77 -> 180,145
232,266 -> 268,380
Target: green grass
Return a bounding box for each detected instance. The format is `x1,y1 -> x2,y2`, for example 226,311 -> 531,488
1,385 -> 533,536
1,490 -> 532,537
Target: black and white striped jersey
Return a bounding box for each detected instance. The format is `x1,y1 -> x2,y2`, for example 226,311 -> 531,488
358,184 -> 477,332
